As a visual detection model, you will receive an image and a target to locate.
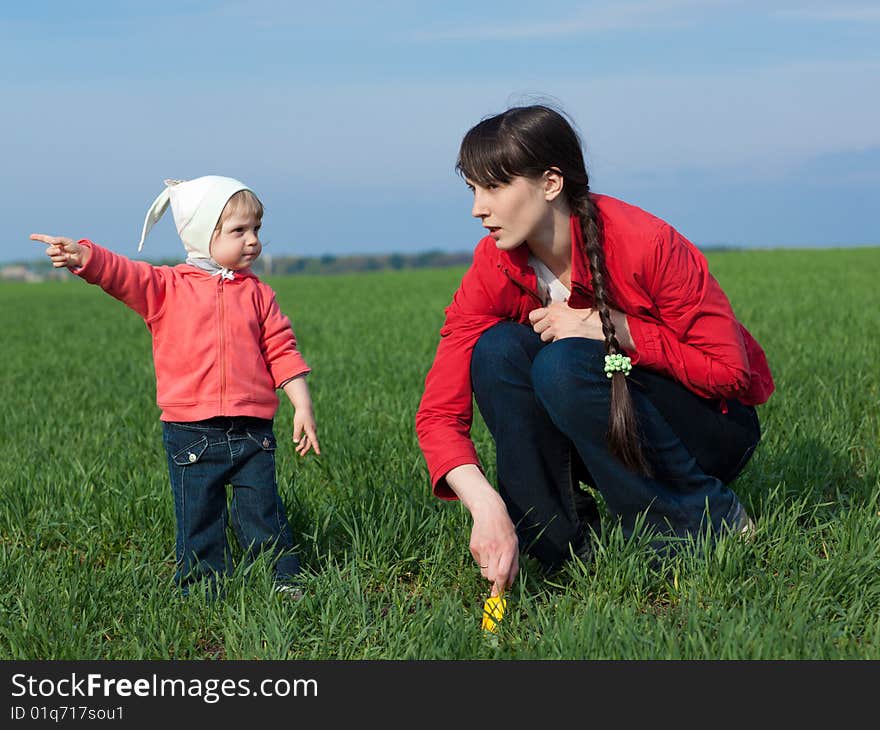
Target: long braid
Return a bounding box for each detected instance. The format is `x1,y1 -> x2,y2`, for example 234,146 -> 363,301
578,196 -> 652,476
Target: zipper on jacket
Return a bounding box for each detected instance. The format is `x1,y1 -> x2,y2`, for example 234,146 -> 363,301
500,265 -> 544,305
218,278 -> 226,413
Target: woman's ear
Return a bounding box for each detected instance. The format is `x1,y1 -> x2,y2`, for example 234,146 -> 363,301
543,168 -> 565,201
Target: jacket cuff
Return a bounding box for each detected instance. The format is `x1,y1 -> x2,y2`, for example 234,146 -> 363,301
431,454 -> 483,501
271,357 -> 311,389
277,368 -> 311,390
70,240 -> 97,279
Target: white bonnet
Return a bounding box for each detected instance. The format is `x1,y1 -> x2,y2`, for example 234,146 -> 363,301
137,176 -> 252,259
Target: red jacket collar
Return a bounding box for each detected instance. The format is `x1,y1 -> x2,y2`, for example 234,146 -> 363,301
498,238 -> 530,273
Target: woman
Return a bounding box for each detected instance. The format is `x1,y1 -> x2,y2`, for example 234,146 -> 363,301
415,104 -> 774,597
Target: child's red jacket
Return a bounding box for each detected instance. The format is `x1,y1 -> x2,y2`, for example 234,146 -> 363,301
74,241 -> 310,422
416,194 -> 775,499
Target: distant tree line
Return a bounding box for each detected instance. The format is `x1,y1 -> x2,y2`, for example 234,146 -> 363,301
10,250 -> 475,280
9,244 -> 753,282
254,249 -> 474,276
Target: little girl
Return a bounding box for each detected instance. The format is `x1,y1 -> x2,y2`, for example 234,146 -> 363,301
32,176 -> 320,596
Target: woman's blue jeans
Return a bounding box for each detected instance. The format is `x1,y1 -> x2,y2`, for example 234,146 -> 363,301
162,416 -> 301,592
470,322 -> 758,570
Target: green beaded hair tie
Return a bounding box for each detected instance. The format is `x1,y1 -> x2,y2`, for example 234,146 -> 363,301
604,353 -> 632,378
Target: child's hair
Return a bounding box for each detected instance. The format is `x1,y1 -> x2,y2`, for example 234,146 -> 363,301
457,104 -> 652,476
214,189 -> 264,232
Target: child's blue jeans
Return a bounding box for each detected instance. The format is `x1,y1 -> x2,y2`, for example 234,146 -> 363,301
471,322 -> 760,570
161,416 -> 301,592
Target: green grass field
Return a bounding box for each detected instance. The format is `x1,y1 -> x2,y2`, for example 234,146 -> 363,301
2,247 -> 878,659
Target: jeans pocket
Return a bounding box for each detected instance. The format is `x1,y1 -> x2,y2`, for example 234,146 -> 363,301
170,435 -> 209,466
246,430 -> 277,452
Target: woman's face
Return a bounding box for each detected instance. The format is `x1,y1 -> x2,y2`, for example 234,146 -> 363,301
466,175 -> 554,251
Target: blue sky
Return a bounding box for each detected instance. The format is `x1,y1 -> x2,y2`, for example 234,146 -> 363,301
3,1 -> 878,263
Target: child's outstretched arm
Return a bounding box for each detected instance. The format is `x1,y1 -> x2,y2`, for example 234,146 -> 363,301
31,232 -> 166,321
281,374 -> 320,457
31,234 -> 90,269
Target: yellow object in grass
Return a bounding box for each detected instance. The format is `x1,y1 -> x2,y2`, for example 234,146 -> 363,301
481,595 -> 507,633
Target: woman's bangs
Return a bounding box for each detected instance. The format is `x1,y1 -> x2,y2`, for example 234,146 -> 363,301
457,127 -> 524,186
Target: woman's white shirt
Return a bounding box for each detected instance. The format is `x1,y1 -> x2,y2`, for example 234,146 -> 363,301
529,254 -> 571,305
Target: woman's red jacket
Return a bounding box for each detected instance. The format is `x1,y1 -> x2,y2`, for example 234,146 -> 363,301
415,194 -> 775,499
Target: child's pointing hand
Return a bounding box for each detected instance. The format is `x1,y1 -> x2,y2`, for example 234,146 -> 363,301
30,233 -> 89,269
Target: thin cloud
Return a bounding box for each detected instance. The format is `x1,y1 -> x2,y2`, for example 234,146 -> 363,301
414,0 -> 731,41
776,6 -> 880,22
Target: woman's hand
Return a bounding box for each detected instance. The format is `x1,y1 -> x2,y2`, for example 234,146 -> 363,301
446,464 -> 519,596
529,301 -> 634,350
470,496 -> 519,597
529,301 -> 602,341
30,234 -> 89,269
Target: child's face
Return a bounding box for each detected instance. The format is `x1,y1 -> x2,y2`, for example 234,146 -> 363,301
210,211 -> 262,270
